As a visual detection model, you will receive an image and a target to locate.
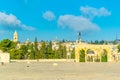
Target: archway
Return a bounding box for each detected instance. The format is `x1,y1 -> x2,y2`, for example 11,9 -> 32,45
75,44 -> 113,62
79,49 -> 85,62
86,49 -> 95,62
101,49 -> 107,62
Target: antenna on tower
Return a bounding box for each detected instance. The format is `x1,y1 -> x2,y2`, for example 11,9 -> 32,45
116,33 -> 118,40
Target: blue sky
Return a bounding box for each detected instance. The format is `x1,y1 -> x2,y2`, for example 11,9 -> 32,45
0,0 -> 120,42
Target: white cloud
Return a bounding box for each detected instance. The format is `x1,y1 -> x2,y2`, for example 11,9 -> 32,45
58,15 -> 100,32
43,11 -> 56,21
0,12 -> 35,30
80,6 -> 111,19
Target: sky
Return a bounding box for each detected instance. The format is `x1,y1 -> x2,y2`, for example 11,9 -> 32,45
0,0 -> 120,42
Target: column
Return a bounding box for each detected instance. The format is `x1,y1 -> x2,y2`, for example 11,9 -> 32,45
93,56 -> 95,62
107,49 -> 112,62
75,49 -> 79,62
100,56 -> 101,62
85,54 -> 87,62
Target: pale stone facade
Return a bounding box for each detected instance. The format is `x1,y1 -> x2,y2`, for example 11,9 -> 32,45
75,43 -> 118,62
0,51 -> 10,63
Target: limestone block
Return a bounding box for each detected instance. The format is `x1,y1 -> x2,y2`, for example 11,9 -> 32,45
0,53 -> 10,63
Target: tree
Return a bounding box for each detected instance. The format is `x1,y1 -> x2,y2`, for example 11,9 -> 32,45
53,49 -> 59,59
71,48 -> 75,59
57,42 -> 62,58
20,45 -> 28,59
62,46 -> 67,58
34,37 -> 39,59
94,40 -> 99,44
29,44 -> 35,59
117,44 -> 120,52
62,39 -> 65,43
10,49 -> 22,59
57,42 -> 66,59
45,41 -> 53,59
91,40 -> 93,44
79,49 -> 85,62
40,41 -> 46,59
0,39 -> 17,52
99,40 -> 104,44
101,49 -> 107,62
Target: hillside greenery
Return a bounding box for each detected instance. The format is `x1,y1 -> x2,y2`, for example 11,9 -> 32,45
0,39 -> 70,59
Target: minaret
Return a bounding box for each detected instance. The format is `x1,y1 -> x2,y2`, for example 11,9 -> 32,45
78,32 -> 82,43
13,30 -> 18,42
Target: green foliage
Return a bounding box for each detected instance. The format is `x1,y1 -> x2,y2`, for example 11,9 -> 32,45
39,41 -> 67,59
34,37 -> 39,59
45,41 -> 53,59
101,49 -> 107,62
20,44 -> 28,59
91,40 -> 106,44
87,56 -> 93,62
29,44 -> 35,59
71,48 -> 75,59
57,42 -> 66,59
95,40 -> 99,44
39,41 -> 46,59
0,39 -> 68,60
79,49 -> 85,62
9,49 -> 22,59
117,44 -> 120,52
53,50 -> 59,59
0,39 -> 17,52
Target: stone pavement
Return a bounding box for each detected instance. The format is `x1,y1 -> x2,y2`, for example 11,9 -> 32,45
0,62 -> 120,80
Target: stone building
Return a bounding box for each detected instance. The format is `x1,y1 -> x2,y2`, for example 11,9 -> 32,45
75,42 -> 120,62
0,50 -> 10,63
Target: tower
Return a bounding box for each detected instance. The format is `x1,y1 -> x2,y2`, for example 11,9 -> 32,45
13,31 -> 18,42
78,32 -> 81,43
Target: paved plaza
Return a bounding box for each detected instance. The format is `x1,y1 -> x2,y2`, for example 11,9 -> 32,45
0,62 -> 120,80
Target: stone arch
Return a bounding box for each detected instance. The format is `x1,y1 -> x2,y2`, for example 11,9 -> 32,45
79,49 -> 85,62
111,47 -> 119,62
101,49 -> 108,62
75,45 -> 113,62
86,49 -> 95,62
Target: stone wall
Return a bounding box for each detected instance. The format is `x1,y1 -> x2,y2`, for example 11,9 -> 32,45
0,53 -> 10,63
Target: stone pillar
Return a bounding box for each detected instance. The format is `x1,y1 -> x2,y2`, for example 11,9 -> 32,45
93,56 -> 95,62
115,54 -> 118,61
75,48 -> 79,62
85,55 -> 87,62
100,56 -> 101,62
118,54 -> 120,61
107,49 -> 112,62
